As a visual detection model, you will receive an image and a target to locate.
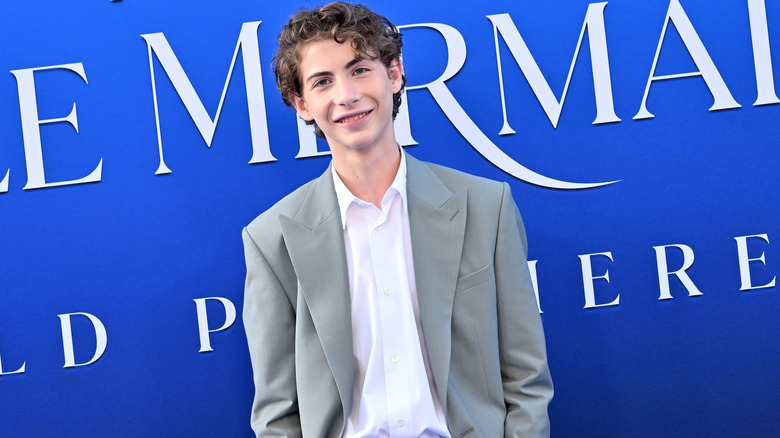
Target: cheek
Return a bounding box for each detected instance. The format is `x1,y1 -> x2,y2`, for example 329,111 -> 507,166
311,101 -> 329,118
306,102 -> 332,123
302,97 -> 327,120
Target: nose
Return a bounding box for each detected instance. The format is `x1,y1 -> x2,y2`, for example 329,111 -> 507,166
333,77 -> 360,107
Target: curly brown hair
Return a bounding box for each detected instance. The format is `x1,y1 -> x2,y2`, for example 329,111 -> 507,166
273,2 -> 407,138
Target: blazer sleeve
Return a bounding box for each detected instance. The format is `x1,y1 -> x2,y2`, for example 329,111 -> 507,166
242,227 -> 303,438
494,183 -> 554,438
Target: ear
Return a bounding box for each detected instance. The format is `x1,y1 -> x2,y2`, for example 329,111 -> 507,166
389,58 -> 404,94
290,93 -> 313,122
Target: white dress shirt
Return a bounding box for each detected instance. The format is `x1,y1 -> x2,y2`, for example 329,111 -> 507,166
332,151 -> 450,438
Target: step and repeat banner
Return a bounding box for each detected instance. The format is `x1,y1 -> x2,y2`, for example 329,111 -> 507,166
1,0 -> 777,436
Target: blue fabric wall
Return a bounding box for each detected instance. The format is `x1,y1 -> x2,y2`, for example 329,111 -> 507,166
0,1 -> 777,436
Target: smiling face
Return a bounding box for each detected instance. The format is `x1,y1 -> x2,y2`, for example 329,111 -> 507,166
289,38 -> 404,158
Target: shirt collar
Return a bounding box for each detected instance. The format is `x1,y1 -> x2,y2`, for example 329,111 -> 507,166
331,148 -> 409,229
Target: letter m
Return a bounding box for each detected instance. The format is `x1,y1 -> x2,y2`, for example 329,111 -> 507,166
488,2 -> 619,133
141,22 -> 273,175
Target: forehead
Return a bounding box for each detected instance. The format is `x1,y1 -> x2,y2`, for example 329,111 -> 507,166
297,38 -> 377,74
298,39 -> 359,69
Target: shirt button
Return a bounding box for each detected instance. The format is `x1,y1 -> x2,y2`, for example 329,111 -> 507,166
383,288 -> 391,296
391,354 -> 399,363
397,419 -> 405,427
376,225 -> 383,231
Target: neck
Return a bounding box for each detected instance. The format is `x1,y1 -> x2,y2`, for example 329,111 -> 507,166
332,143 -> 401,208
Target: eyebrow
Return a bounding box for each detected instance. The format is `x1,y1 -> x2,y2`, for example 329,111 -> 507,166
303,56 -> 371,85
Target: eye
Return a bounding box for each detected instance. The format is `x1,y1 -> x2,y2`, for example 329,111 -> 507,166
353,66 -> 370,75
312,78 -> 331,89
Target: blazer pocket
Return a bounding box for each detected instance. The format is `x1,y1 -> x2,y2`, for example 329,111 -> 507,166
458,427 -> 474,437
455,265 -> 492,295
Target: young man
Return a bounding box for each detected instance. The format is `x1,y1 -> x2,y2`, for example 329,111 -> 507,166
242,2 -> 553,437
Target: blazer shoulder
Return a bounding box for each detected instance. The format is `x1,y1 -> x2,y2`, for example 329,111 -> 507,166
245,178 -> 318,243
421,160 -> 507,204
426,161 -> 502,188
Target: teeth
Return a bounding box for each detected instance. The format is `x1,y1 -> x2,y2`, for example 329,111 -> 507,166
339,112 -> 368,123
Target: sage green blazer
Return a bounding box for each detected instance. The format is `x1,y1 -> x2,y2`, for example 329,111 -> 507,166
242,153 -> 553,437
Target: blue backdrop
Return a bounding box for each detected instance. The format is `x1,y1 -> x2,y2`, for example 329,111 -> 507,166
0,1 -> 777,436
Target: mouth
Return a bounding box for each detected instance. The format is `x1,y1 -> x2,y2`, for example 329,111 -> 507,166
336,110 -> 372,124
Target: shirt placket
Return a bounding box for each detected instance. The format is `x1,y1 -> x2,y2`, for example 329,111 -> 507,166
368,194 -> 413,436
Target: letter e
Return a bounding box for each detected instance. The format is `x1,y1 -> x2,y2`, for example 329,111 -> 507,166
579,251 -> 620,308
734,234 -> 776,291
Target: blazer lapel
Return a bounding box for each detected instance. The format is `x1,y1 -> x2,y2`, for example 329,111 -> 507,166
278,167 -> 354,422
406,155 -> 467,409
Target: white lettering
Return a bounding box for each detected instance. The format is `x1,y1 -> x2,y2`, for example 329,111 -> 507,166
10,63 -> 103,190
488,3 -> 619,133
141,21 -> 273,175
635,0 -> 741,120
58,312 -> 108,368
579,252 -> 620,308
735,234 -> 776,291
400,22 -> 618,190
194,297 -> 236,353
748,0 -> 780,106
527,260 -> 543,313
0,169 -> 8,194
393,87 -> 419,147
0,349 -> 25,376
653,244 -> 703,299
